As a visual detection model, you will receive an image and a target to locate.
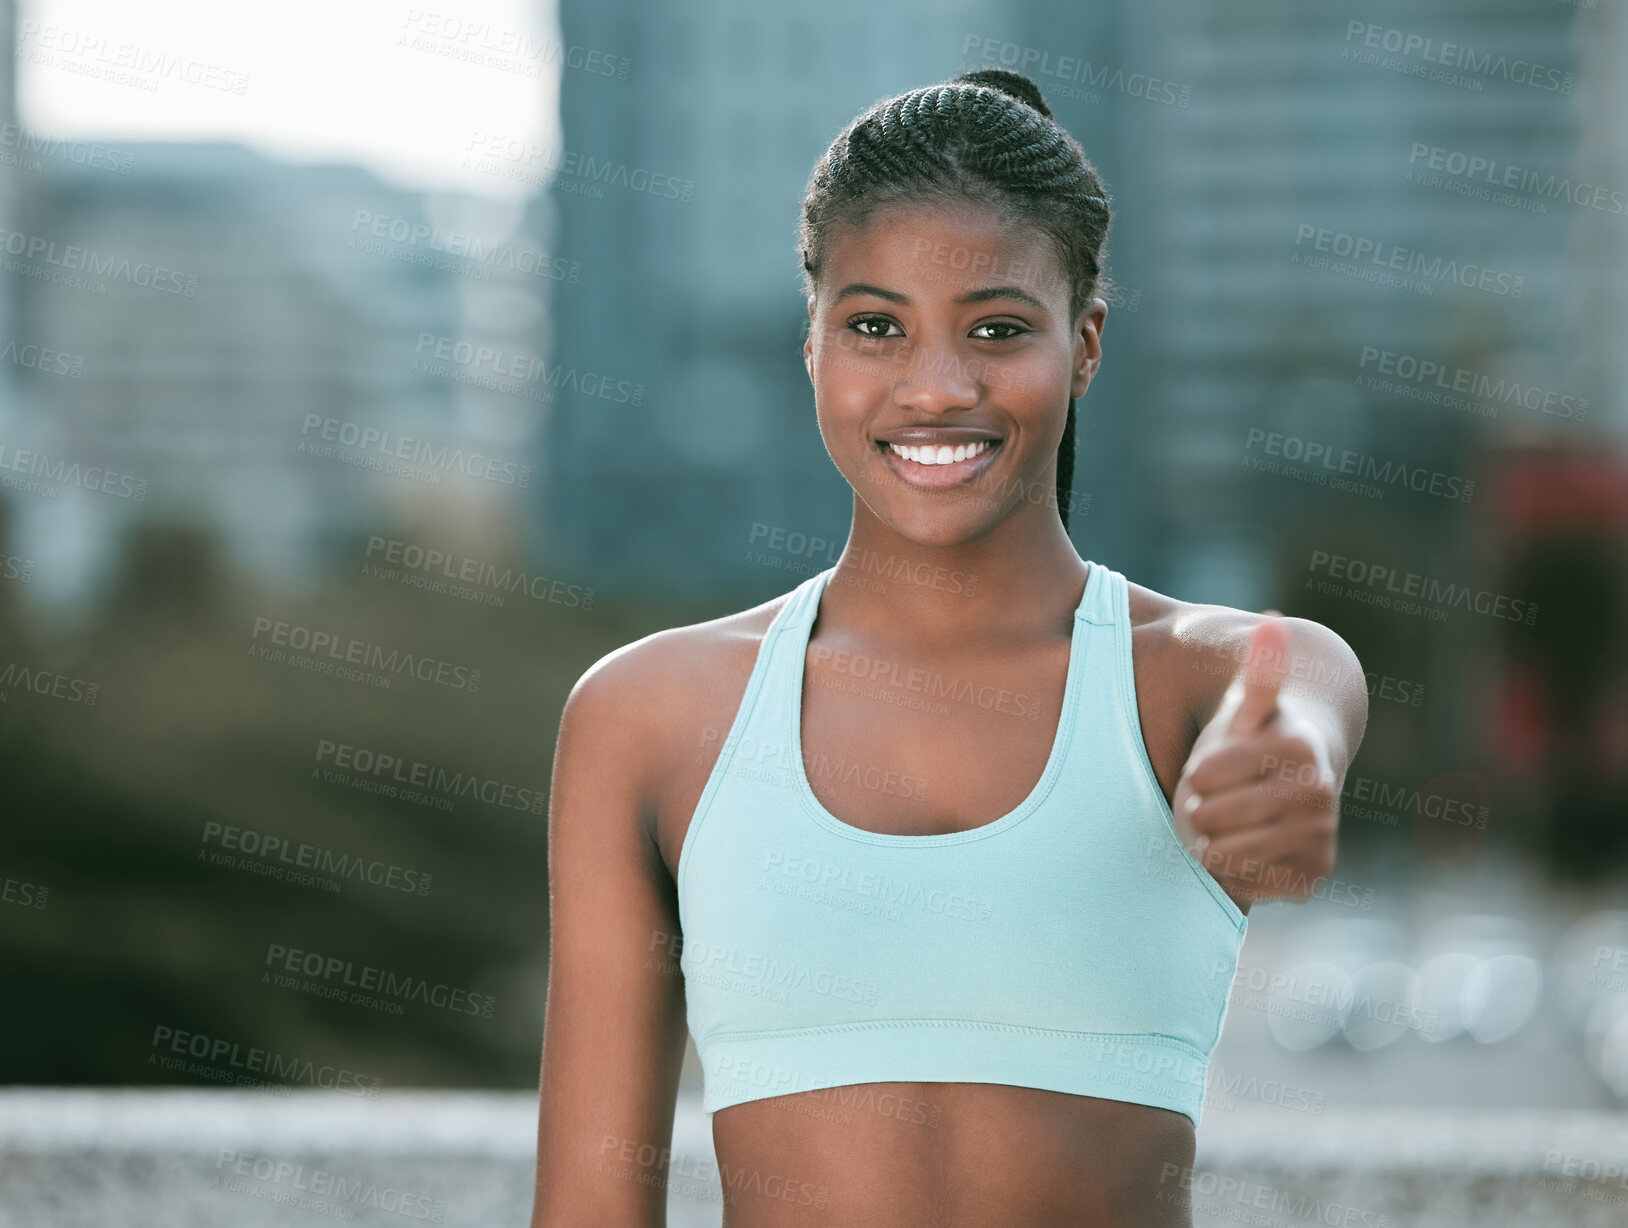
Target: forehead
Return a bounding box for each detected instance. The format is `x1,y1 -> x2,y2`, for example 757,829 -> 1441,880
820,199 -> 1068,308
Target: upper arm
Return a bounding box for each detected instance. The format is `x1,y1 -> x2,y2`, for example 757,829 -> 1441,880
531,641 -> 690,1227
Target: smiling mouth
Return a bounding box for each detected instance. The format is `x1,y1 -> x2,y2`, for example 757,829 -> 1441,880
875,438 -> 1002,487
884,440 -> 995,466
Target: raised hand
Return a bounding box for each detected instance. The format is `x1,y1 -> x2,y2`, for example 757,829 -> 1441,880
1169,616 -> 1340,910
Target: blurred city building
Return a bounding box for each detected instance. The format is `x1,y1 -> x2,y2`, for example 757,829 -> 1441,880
536,2 -> 988,604
2,143 -> 558,595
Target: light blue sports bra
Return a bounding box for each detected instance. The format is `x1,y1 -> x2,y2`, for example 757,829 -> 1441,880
676,560 -> 1246,1126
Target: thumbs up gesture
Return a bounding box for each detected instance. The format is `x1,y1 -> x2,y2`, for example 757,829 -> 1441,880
1170,616 -> 1341,912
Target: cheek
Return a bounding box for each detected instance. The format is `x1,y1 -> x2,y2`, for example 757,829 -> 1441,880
991,351 -> 1070,409
991,362 -> 1052,401
814,337 -> 897,407
811,355 -> 871,449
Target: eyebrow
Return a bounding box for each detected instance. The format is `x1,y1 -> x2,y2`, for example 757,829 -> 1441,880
832,282 -> 1048,311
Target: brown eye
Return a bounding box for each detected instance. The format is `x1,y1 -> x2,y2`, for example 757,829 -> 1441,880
848,316 -> 902,339
971,321 -> 1026,340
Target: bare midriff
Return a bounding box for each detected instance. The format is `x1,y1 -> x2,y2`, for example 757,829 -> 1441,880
707,1083 -> 1196,1226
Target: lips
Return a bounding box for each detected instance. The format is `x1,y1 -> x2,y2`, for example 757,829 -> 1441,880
874,425 -> 1003,447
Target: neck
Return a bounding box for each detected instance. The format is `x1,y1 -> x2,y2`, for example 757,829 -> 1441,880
823,495 -> 1090,650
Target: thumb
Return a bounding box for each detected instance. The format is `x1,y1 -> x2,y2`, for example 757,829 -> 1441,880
1227,615 -> 1290,736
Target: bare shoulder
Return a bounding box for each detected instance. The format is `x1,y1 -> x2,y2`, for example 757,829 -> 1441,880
566,590 -> 792,742
1122,575 -> 1365,736
558,586 -> 799,865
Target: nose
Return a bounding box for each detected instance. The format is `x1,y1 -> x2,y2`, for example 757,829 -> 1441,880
891,334 -> 981,414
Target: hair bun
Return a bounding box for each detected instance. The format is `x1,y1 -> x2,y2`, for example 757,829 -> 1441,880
952,68 -> 1053,119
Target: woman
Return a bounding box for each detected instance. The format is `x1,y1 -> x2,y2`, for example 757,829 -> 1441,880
532,69 -> 1368,1227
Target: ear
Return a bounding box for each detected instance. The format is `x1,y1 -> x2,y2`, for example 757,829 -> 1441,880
803,297 -> 816,380
1070,297 -> 1108,400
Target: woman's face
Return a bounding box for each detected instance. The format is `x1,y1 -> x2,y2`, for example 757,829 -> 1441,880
804,199 -> 1106,545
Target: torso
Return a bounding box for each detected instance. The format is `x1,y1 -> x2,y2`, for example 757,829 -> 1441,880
644,562 -> 1225,1226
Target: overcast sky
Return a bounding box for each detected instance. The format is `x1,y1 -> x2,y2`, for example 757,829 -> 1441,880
17,0 -> 559,199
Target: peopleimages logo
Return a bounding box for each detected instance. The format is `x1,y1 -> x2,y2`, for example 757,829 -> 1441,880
1,872 -> 48,910
149,1024 -> 381,1097
1306,550 -> 1538,625
0,338 -> 84,378
399,10 -> 630,82
200,820 -> 433,897
0,444 -> 147,501
666,933 -> 884,1007
1339,773 -> 1489,830
362,535 -> 594,610
262,942 -> 496,1019
1157,1164 -> 1390,1227
1292,224 -> 1523,298
299,413 -> 530,487
961,35 -> 1192,106
1242,427 -> 1475,503
315,737 -> 546,814
214,1150 -> 447,1222
0,225 -> 198,295
412,332 -> 643,406
350,210 -> 581,284
1205,1065 -> 1327,1115
0,661 -> 99,705
1406,144 -> 1625,219
462,131 -> 696,202
18,20 -> 252,94
0,123 -> 134,175
249,617 -> 482,692
1356,347 -> 1587,420
1341,21 -> 1574,94
760,849 -> 994,925
810,644 -> 1045,720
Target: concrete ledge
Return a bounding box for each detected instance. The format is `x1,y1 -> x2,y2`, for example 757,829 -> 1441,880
1187,1107 -> 1628,1226
1,1089 -> 1625,1226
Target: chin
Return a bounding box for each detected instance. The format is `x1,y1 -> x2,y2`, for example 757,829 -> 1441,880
871,498 -> 998,546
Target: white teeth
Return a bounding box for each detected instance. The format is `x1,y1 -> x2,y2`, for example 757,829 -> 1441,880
887,440 -> 992,466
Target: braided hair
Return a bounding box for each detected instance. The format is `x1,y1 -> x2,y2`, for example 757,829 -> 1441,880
798,68 -> 1113,531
